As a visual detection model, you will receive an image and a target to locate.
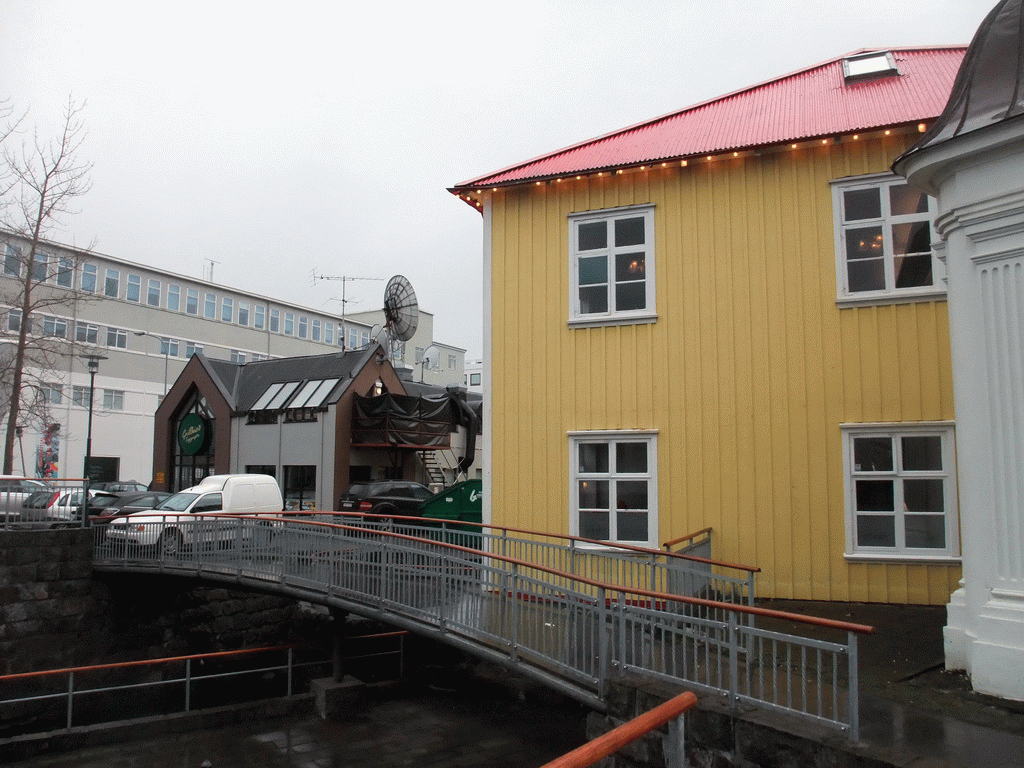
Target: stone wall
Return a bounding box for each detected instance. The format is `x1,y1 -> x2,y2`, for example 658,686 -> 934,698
0,528 -> 331,675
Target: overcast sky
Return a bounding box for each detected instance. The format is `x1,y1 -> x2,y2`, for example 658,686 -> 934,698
0,1 -> 994,359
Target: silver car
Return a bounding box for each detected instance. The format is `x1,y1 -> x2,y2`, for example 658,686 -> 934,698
0,476 -> 49,521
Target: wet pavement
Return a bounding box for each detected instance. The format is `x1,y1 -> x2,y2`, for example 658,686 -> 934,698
3,686 -> 588,768
5,601 -> 1024,767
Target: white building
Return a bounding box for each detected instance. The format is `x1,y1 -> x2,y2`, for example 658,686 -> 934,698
0,233 -> 465,486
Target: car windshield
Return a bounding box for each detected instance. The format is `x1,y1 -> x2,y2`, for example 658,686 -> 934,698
154,492 -> 199,512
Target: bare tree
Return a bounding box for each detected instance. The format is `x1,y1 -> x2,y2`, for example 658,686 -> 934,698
1,97 -> 92,474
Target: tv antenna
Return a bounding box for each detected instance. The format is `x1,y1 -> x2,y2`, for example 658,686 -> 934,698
311,271 -> 384,350
204,258 -> 221,282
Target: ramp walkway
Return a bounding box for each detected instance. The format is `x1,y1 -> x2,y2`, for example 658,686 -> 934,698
92,513 -> 872,740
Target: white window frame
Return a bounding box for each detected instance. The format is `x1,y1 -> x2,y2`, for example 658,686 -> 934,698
126,273 -> 141,302
568,430 -> 658,547
102,389 -> 124,410
254,305 -> 266,330
237,301 -> 250,327
104,268 -> 120,298
841,422 -> 959,561
269,309 -> 280,333
42,315 -> 68,338
81,263 -> 97,293
569,204 -> 656,327
75,321 -> 98,345
186,288 -> 199,315
31,251 -> 49,282
204,293 -> 217,319
106,327 -> 128,348
831,173 -> 945,305
147,278 -> 161,307
56,256 -> 73,288
72,385 -> 91,408
3,244 -> 20,277
167,284 -> 181,312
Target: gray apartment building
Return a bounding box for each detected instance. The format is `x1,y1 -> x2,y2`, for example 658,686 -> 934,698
0,232 -> 465,486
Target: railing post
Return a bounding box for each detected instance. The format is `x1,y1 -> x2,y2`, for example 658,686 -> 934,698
597,586 -> 609,697
287,647 -> 294,697
664,712 -> 686,768
66,671 -> 74,729
729,614 -> 740,707
185,658 -> 192,712
847,631 -> 859,743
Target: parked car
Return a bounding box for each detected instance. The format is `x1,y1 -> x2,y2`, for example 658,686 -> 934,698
91,491 -> 171,524
337,480 -> 434,517
0,476 -> 49,520
105,474 -> 283,554
90,480 -> 149,493
20,489 -> 120,522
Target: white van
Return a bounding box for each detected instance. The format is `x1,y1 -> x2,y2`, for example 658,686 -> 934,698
106,474 -> 284,554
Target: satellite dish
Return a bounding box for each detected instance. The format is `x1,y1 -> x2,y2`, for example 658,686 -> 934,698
383,275 -> 419,342
369,323 -> 386,347
422,345 -> 439,369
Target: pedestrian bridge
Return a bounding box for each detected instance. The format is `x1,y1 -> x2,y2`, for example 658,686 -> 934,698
92,513 -> 871,740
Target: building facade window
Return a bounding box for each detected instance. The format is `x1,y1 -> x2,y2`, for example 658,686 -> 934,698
56,256 -> 73,288
126,273 -> 141,302
3,244 -> 20,276
104,268 -> 120,298
147,279 -> 161,307
298,315 -> 307,339
569,430 -> 657,547
161,338 -> 180,357
7,308 -> 22,333
842,422 -> 959,559
230,350 -> 247,364
254,305 -> 265,330
569,205 -> 656,325
221,297 -> 233,323
469,373 -> 481,386
75,322 -> 98,345
102,389 -> 124,410
106,327 -> 128,348
31,251 -> 48,282
185,341 -> 203,358
204,293 -> 216,319
325,322 -> 334,345
348,327 -> 358,349
448,354 -> 456,369
42,315 -> 68,338
311,318 -> 321,342
167,284 -> 181,312
186,288 -> 199,315
284,312 -> 294,336
237,301 -> 249,326
40,383 -> 63,405
81,263 -> 97,293
269,309 -> 280,333
72,385 -> 91,407
283,465 -> 316,510
832,173 -> 942,302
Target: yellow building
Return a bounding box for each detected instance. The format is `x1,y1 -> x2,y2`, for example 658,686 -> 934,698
451,48 -> 971,605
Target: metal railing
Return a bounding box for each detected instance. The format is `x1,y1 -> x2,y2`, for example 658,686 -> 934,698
0,478 -> 88,529
92,513 -> 872,739
0,645 -> 329,735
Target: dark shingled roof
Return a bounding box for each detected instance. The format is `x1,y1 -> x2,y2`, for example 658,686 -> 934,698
898,0 -> 1024,159
202,348 -> 374,412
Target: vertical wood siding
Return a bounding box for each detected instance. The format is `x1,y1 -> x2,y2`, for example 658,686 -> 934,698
488,133 -> 960,605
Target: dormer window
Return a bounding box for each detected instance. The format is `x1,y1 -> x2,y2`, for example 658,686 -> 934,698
843,51 -> 899,84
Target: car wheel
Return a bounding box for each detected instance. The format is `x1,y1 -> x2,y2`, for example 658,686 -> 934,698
158,529 -> 184,557
371,503 -> 398,525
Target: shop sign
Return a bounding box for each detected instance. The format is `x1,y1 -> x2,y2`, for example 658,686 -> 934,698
178,414 -> 210,455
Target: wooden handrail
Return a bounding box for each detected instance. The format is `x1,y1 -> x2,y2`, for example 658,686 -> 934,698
539,691 -> 698,768
0,644 -> 297,683
662,527 -> 712,551
193,515 -> 873,635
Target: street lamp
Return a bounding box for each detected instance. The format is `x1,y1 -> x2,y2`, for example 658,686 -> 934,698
81,353 -> 107,494
134,331 -> 169,396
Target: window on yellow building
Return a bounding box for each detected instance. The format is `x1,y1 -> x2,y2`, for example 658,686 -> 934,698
832,174 -> 943,303
841,423 -> 959,560
569,431 -> 657,547
569,205 -> 656,326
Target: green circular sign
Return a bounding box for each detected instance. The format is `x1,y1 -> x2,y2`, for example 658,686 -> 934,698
177,413 -> 210,456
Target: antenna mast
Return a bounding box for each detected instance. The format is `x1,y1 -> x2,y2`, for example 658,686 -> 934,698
311,271 -> 384,351
205,258 -> 221,282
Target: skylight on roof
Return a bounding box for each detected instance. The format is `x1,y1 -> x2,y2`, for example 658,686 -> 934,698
843,52 -> 899,83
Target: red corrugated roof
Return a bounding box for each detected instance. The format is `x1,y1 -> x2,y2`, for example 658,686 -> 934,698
451,47 -> 966,191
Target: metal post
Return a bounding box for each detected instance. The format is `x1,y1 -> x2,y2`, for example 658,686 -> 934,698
66,671 -> 74,728
729,615 -> 740,706
287,647 -> 294,697
597,586 -> 608,697
847,631 -> 859,742
185,658 -> 192,712
664,713 -> 687,768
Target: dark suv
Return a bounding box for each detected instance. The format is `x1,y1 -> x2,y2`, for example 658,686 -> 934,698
338,480 -> 434,516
